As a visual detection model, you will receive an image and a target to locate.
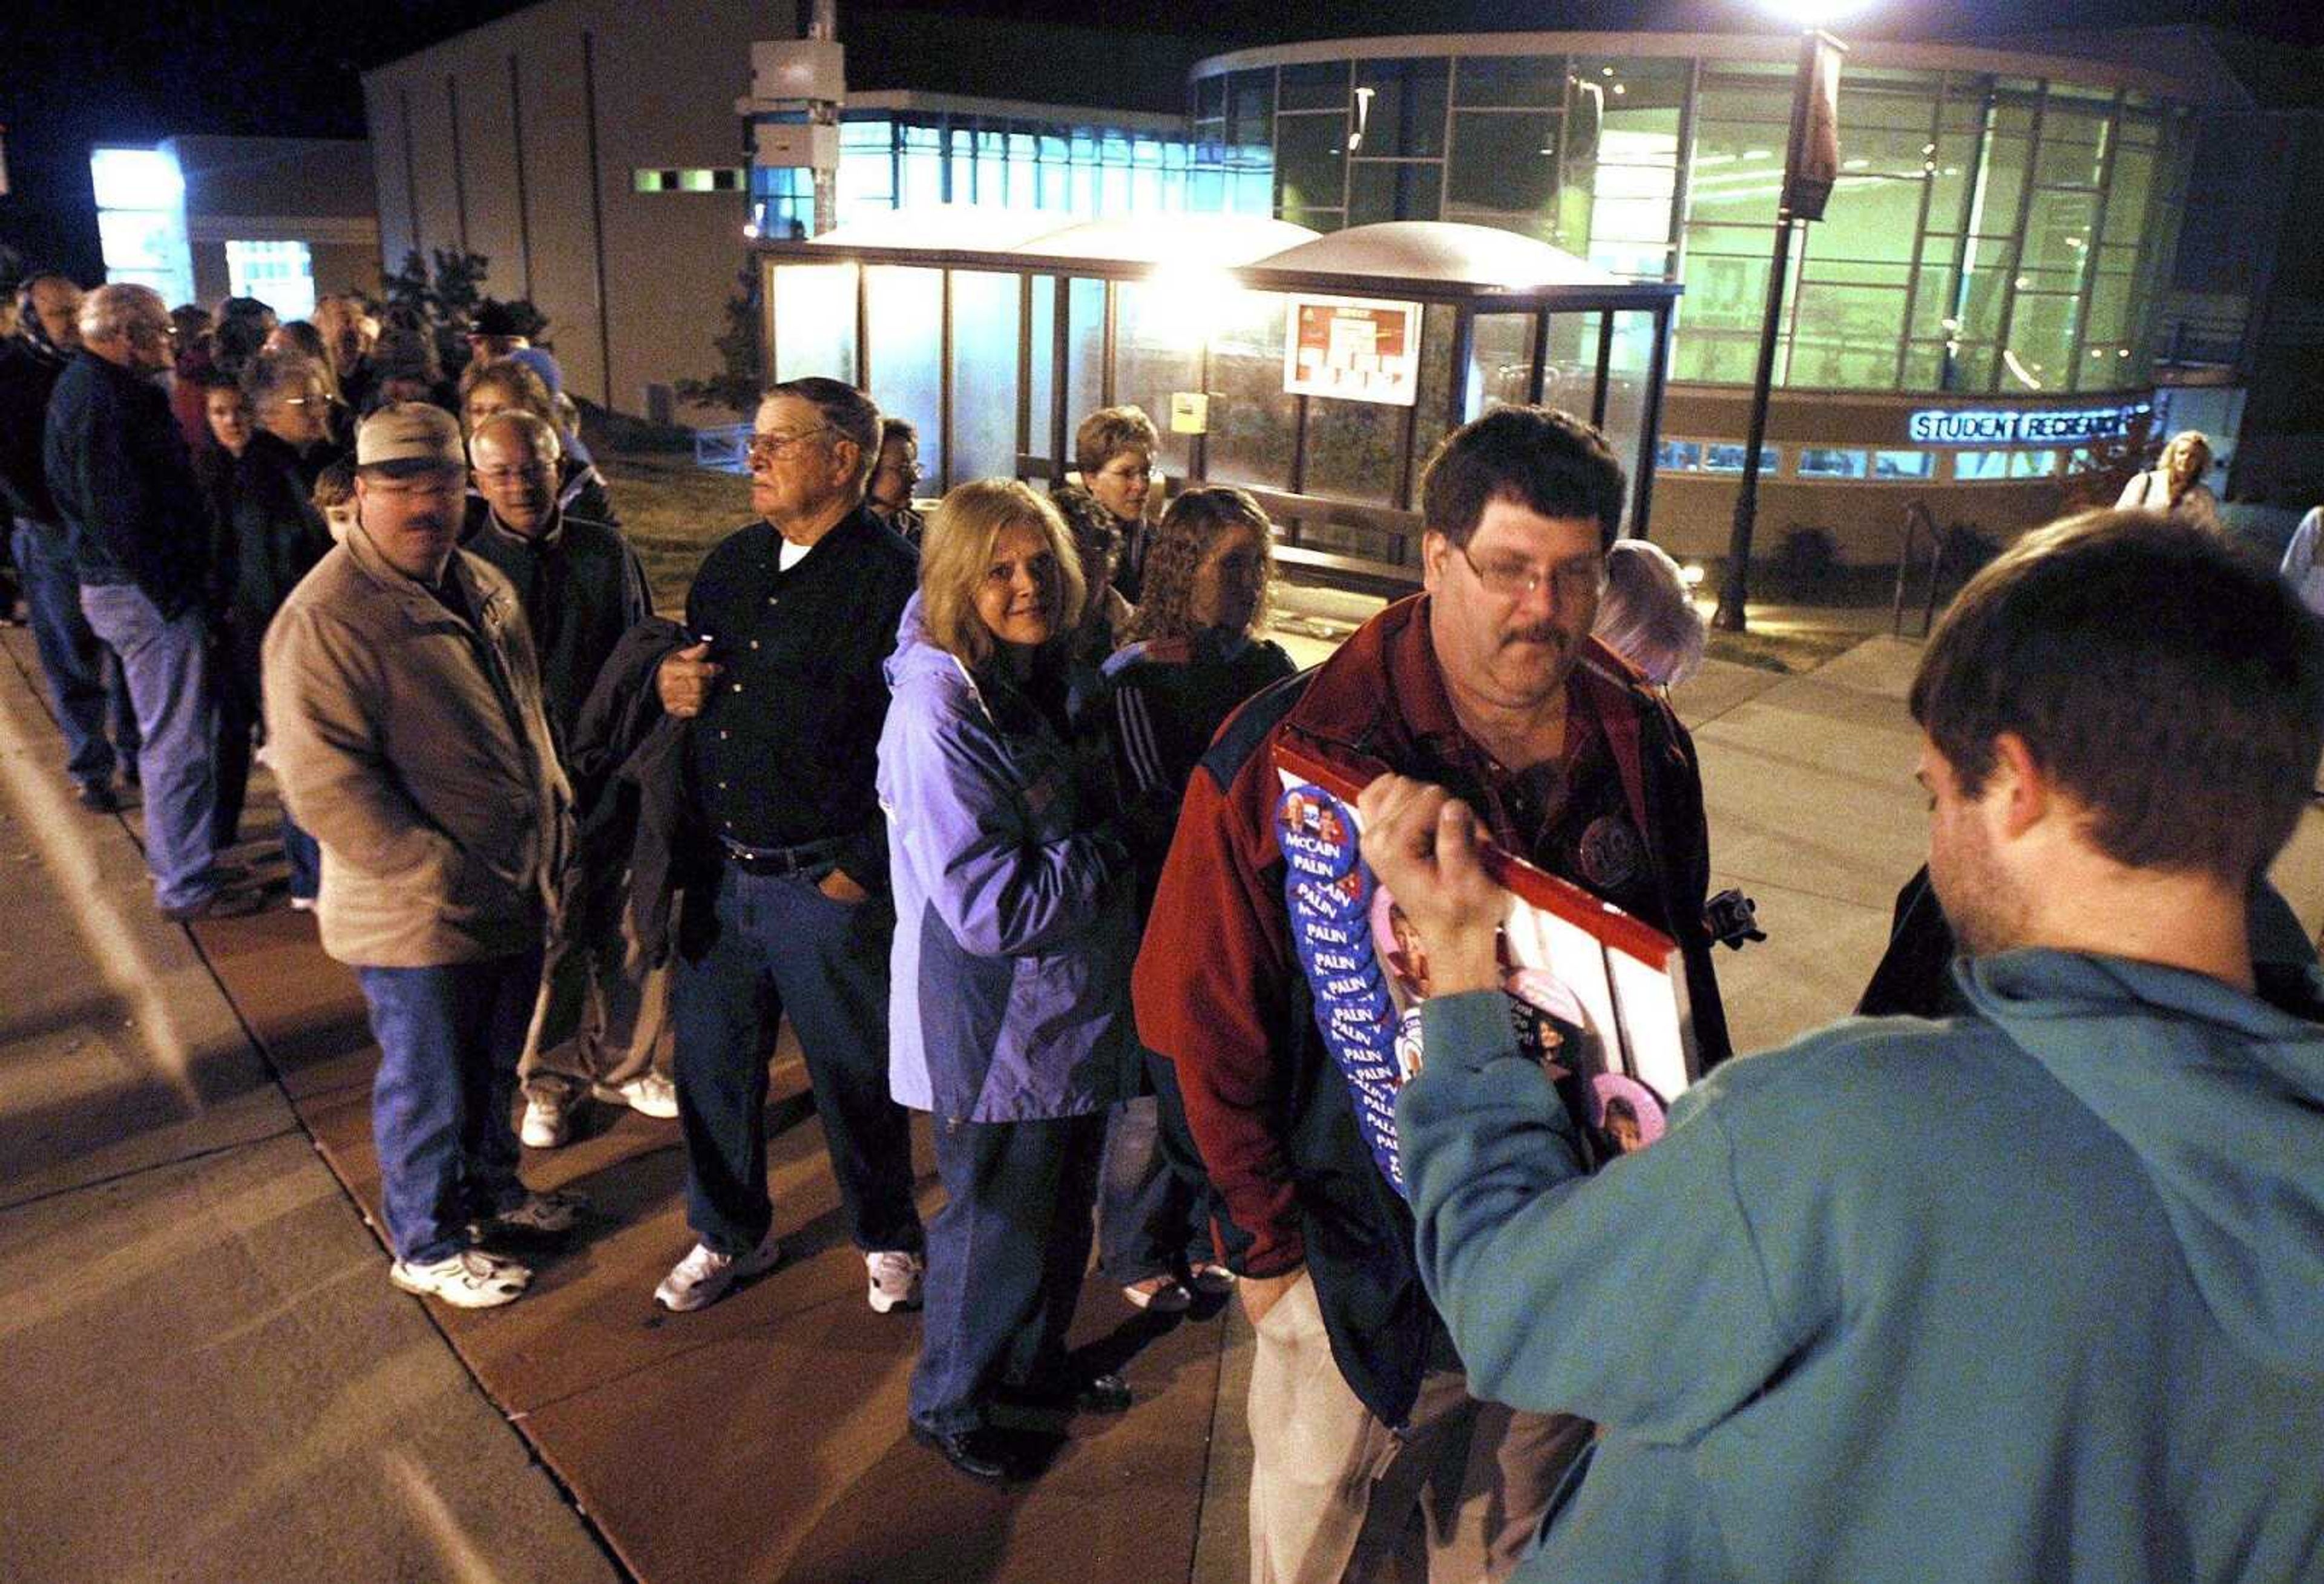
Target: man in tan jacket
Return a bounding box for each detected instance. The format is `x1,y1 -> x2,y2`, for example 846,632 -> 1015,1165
264,404 -> 578,1308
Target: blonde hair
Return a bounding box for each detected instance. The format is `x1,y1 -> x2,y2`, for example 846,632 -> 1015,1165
919,479 -> 1086,670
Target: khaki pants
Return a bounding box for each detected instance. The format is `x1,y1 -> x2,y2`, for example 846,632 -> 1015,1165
519,874 -> 674,1104
1247,1272 -> 1586,1584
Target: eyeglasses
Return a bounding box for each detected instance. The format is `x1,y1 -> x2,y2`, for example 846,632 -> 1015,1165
878,459 -> 925,483
1455,541 -> 1606,604
747,425 -> 834,465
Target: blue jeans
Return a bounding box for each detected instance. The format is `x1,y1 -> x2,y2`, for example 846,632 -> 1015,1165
1096,1093 -> 1211,1286
79,583 -> 219,910
356,949 -> 542,1265
283,810 -> 321,902
673,865 -> 923,1256
910,1111 -> 1106,1433
11,520 -> 136,787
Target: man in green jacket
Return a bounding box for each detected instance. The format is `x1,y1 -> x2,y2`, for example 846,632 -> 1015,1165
1364,509 -> 2324,1583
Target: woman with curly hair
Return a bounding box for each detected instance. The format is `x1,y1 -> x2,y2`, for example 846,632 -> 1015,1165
1099,486 -> 1297,1311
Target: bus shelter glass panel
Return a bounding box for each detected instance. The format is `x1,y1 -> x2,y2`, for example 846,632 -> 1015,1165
772,263 -> 859,386
1066,279 -> 1107,455
1027,277 -> 1057,472
864,266 -> 942,483
1112,280 -> 1202,479
1467,313 -> 1539,421
1304,398 -> 1404,511
950,271 -> 1023,485
1407,304 -> 1462,505
1586,310 -> 1660,531
1205,291 -> 1296,493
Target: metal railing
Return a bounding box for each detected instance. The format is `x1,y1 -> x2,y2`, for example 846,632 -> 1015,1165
1891,499 -> 1945,640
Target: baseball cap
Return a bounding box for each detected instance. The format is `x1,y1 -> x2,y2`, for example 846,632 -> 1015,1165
356,402 -> 465,475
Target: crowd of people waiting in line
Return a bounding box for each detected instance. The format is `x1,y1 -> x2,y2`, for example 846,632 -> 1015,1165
2,263 -> 2321,1583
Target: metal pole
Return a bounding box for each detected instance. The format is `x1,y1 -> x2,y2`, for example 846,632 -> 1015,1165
1712,28 -> 1818,635
1711,212 -> 1796,632
809,0 -> 838,235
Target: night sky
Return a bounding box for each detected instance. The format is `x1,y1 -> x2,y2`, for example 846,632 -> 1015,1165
3,0 -> 2318,286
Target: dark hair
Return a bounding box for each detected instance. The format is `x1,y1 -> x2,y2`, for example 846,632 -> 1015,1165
1122,486 -> 1275,645
880,416 -> 919,449
767,376 -> 881,489
1419,407 -> 1626,550
213,309 -> 275,376
312,456 -> 356,509
194,366 -> 245,395
1911,509 -> 2324,885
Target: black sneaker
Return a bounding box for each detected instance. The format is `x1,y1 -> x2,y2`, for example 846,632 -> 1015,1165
908,1419 -> 1019,1483
160,887 -> 268,922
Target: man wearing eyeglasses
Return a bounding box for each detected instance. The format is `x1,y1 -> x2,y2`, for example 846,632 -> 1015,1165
44,283 -> 261,918
647,376 -> 927,1317
1134,406 -> 1732,1583
460,408 -> 667,1147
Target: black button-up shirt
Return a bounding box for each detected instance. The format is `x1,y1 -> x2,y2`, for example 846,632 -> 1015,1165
684,506 -> 917,889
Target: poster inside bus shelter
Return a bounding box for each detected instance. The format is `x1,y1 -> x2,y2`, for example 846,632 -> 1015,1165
1282,294 -> 1422,407
1273,742 -> 1701,1195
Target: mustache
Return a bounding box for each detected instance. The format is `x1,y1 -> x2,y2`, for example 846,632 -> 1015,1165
1503,623 -> 1568,647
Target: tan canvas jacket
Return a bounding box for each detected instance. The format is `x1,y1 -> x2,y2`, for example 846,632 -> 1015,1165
262,523 -> 572,967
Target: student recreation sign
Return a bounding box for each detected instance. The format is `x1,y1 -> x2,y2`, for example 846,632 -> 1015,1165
1273,741 -> 1701,1195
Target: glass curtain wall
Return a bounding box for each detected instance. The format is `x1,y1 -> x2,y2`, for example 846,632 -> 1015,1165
1190,53 -> 2191,396
750,111 -> 1201,238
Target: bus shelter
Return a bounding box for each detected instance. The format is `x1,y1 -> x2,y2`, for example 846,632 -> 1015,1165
753,213 -> 1681,590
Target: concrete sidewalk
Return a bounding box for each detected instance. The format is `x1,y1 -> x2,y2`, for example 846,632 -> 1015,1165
0,627 -> 619,1584
6,615 -> 2323,1584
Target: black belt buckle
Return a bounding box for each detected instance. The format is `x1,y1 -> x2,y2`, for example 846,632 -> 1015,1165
721,838 -> 840,878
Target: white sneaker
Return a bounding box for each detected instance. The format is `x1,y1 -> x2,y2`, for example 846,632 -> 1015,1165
289,895 -> 317,913
654,1227 -> 782,1312
866,1249 -> 925,1314
389,1248 -> 532,1309
593,1072 -> 679,1119
519,1093 -> 571,1149
480,1190 -> 586,1237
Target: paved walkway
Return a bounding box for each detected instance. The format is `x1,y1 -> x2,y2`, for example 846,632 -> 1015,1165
7,618 -> 2322,1583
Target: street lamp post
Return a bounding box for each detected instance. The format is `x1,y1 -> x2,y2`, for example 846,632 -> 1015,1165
1712,19 -> 1851,633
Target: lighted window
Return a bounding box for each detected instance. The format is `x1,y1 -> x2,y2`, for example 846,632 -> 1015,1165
1955,450 -> 2012,481
1702,443 -> 1780,474
225,240 -> 315,322
89,146 -> 192,306
1656,439 -> 1703,471
634,168 -> 743,193
2009,449 -> 2058,479
1872,450 -> 1934,480
1797,447 -> 1869,479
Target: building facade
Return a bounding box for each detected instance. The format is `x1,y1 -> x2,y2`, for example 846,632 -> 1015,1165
1181,31 -> 2298,562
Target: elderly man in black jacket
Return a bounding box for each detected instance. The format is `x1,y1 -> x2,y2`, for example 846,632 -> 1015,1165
44,283 -> 259,918
1,273 -> 138,810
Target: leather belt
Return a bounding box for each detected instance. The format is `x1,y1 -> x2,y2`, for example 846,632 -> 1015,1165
718,834 -> 847,878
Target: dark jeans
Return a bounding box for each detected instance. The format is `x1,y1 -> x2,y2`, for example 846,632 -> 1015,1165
212,658 -> 254,849
1096,1093 -> 1210,1285
282,809 -> 321,901
11,519 -> 137,787
910,1110 -> 1106,1435
672,864 -> 923,1257
355,949 -> 542,1265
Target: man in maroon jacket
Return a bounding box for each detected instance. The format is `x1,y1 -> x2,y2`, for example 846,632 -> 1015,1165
1133,407 -> 1730,1583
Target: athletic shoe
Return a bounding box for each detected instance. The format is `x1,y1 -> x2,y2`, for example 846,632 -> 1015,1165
289,895 -> 318,914
519,1093 -> 571,1149
389,1248 -> 531,1309
160,887 -> 267,922
866,1249 -> 925,1313
592,1072 -> 678,1119
1188,1262 -> 1238,1297
1123,1274 -> 1192,1312
654,1227 -> 782,1312
480,1190 -> 586,1237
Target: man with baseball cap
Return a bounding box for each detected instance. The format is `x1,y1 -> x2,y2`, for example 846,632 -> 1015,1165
263,402 -> 580,1307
